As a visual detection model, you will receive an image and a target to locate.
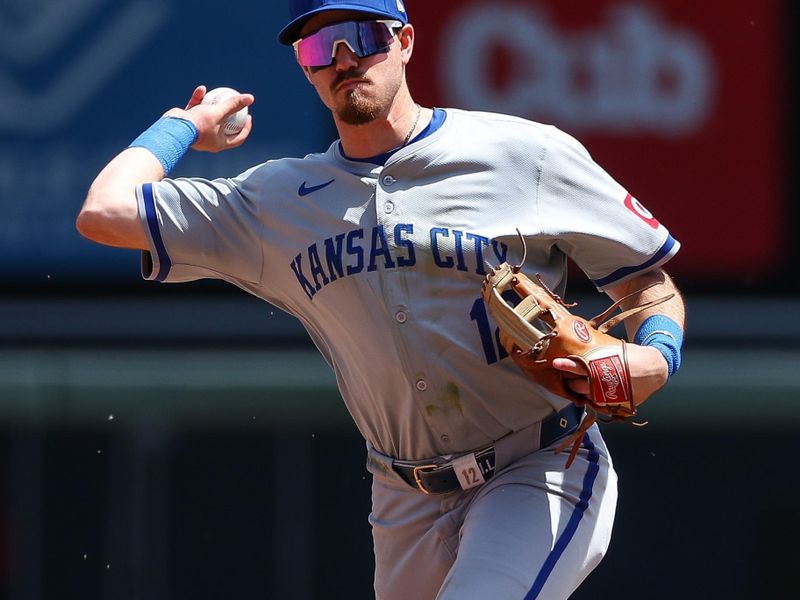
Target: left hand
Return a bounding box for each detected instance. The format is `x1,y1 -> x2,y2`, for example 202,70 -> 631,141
552,343 -> 668,406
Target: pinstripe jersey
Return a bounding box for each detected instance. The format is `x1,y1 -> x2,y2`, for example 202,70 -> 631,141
137,108 -> 679,460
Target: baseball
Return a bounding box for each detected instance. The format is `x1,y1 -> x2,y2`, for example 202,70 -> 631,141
201,86 -> 248,135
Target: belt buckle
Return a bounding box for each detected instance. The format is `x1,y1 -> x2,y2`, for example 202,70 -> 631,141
412,464 -> 438,495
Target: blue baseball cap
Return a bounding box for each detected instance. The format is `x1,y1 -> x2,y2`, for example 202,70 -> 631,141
278,0 -> 409,45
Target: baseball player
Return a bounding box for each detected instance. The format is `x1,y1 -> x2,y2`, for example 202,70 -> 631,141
77,1 -> 686,598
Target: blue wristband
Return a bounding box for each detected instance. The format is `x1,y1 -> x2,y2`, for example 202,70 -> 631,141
634,315 -> 684,378
128,116 -> 198,175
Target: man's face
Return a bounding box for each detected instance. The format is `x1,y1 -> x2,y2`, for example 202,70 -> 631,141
296,10 -> 409,125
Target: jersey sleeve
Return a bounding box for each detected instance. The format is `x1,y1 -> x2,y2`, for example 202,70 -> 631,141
137,176 -> 263,284
536,127 -> 680,290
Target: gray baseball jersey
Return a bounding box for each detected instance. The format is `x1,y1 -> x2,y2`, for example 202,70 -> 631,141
137,108 -> 679,462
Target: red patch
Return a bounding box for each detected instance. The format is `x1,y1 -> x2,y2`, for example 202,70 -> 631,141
624,193 -> 660,229
588,356 -> 631,406
573,321 -> 592,343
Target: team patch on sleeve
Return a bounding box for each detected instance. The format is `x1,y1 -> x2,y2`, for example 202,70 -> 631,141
623,193 -> 660,229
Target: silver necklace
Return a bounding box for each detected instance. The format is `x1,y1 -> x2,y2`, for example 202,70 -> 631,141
402,104 -> 422,147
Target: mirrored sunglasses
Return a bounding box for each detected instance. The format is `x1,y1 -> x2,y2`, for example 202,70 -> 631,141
293,19 -> 402,68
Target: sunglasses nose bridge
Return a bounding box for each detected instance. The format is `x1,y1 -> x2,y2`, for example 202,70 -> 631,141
331,39 -> 361,66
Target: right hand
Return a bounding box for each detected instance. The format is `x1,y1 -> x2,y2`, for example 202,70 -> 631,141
163,85 -> 255,152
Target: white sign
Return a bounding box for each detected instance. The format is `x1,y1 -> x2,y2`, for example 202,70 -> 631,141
441,4 -> 715,135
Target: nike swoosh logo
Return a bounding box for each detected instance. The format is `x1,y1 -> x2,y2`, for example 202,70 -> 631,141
298,179 -> 335,196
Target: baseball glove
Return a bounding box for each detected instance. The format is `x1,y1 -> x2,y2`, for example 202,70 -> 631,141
481,262 -> 673,468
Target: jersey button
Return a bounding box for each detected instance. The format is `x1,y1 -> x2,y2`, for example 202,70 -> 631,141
384,201 -> 395,214
440,434 -> 450,444
382,175 -> 396,186
415,379 -> 427,392
395,310 -> 407,323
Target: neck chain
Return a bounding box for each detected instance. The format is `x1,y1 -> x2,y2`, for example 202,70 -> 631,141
402,104 -> 422,147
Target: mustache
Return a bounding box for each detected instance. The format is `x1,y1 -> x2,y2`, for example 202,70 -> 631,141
332,69 -> 368,90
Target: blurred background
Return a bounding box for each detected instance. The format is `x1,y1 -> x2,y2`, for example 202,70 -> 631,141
0,0 -> 797,598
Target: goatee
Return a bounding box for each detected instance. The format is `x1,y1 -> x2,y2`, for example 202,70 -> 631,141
338,90 -> 382,125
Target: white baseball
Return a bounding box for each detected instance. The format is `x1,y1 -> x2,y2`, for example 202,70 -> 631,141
201,86 -> 248,135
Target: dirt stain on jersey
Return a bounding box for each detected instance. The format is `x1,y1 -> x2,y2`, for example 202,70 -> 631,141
425,382 -> 463,417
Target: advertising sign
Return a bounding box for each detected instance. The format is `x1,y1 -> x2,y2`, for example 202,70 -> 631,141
408,0 -> 785,283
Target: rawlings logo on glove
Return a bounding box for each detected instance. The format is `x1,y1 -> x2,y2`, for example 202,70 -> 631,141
481,262 -> 672,468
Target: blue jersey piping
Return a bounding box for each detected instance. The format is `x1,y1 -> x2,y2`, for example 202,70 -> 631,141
142,182 -> 172,282
592,235 -> 678,288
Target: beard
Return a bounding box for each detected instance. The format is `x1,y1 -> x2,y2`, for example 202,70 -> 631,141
333,69 -> 403,125
337,89 -> 382,125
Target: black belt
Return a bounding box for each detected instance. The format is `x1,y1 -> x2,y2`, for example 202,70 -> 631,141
392,404 -> 583,495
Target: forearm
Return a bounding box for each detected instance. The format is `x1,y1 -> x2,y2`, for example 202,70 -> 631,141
605,268 -> 685,389
605,269 -> 685,341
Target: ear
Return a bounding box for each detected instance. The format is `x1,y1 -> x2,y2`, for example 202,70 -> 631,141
398,24 -> 414,65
